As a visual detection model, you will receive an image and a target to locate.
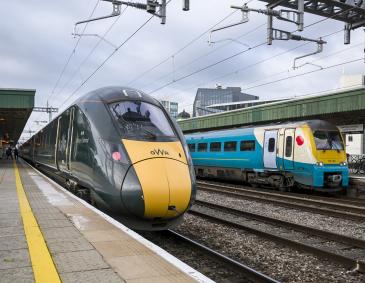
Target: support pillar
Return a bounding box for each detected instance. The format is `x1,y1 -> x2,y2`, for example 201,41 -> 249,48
362,129 -> 365,155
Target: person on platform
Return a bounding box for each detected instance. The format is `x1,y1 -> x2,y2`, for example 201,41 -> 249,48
6,147 -> 13,160
13,147 -> 19,160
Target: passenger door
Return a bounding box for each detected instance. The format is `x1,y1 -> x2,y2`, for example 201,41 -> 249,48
263,130 -> 278,169
283,128 -> 295,170
56,108 -> 74,173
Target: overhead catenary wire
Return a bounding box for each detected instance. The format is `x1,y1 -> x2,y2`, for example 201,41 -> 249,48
174,32 -> 363,109
147,5 -> 359,96
138,22 -> 266,90
125,7 -> 242,86
148,41 -> 267,95
59,14 -> 155,108
50,0 -> 100,99
243,41 -> 364,89
55,6 -> 128,98
242,57 -> 364,91
169,28 -> 346,98
29,0 -> 100,129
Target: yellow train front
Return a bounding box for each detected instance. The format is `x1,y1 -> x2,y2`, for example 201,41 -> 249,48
20,87 -> 196,231
102,87 -> 196,230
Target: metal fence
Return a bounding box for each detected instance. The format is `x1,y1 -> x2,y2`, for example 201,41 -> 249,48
348,154 -> 365,175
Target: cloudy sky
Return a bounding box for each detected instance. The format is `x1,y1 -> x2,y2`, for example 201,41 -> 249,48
1,0 -> 364,142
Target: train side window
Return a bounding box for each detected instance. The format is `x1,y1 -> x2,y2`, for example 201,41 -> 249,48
224,141 -> 237,152
268,138 -> 275,152
240,140 -> 255,151
210,142 -> 221,152
188,143 -> 196,152
198,143 -> 207,152
71,108 -> 95,164
285,136 -> 293,157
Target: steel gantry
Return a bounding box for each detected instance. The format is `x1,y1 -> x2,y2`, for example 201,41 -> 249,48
259,0 -> 365,44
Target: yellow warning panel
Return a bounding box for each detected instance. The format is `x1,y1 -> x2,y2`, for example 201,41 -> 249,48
133,158 -> 191,219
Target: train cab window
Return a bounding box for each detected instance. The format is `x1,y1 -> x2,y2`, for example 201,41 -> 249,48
313,131 -> 344,150
210,142 -> 221,152
285,136 -> 293,157
188,143 -> 196,152
198,143 -> 207,152
268,138 -> 275,152
224,141 -> 237,152
240,140 -> 255,151
109,101 -> 176,141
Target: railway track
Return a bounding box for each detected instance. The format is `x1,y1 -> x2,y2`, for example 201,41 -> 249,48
190,200 -> 365,272
197,180 -> 365,221
157,230 -> 279,283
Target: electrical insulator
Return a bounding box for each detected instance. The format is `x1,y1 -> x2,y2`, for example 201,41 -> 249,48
146,0 -> 157,14
183,0 -> 189,11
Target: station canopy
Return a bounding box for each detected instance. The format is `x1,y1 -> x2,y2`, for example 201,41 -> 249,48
178,87 -> 365,133
0,88 -> 35,145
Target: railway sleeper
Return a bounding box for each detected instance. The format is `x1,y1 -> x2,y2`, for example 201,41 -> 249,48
189,208 -> 365,273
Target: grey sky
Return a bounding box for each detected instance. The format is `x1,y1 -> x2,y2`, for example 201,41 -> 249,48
0,0 -> 364,141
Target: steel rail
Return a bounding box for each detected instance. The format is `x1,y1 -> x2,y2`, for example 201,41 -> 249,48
197,181 -> 365,212
197,182 -> 365,222
188,207 -> 365,272
166,230 -> 280,283
195,199 -> 365,249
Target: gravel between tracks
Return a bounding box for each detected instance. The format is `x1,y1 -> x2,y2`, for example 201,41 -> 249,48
140,230 -> 250,282
197,190 -> 365,241
176,214 -> 365,283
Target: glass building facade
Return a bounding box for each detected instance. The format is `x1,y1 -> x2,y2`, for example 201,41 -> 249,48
193,86 -> 258,117
160,100 -> 178,119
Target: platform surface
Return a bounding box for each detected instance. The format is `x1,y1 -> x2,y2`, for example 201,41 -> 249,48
0,159 -> 206,283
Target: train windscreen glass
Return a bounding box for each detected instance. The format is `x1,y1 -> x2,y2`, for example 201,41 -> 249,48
109,101 -> 176,140
313,131 -> 344,150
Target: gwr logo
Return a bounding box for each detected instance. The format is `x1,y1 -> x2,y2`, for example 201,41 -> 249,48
150,149 -> 169,156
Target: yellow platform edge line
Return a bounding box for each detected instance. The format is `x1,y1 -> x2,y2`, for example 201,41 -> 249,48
13,161 -> 61,283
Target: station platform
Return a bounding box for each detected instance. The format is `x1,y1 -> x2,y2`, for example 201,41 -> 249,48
0,159 -> 209,283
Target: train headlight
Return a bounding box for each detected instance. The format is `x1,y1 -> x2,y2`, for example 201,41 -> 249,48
340,162 -> 347,166
316,162 -> 324,166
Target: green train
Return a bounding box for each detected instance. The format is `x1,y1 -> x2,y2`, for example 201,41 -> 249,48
21,87 -> 196,230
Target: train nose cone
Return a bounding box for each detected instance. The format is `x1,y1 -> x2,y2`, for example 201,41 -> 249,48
121,139 -> 192,219
132,158 -> 191,219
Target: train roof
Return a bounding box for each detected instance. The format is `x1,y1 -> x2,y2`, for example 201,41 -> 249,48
75,86 -> 159,106
185,120 -> 339,140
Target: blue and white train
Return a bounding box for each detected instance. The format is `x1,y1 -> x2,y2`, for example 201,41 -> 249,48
185,120 -> 349,192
